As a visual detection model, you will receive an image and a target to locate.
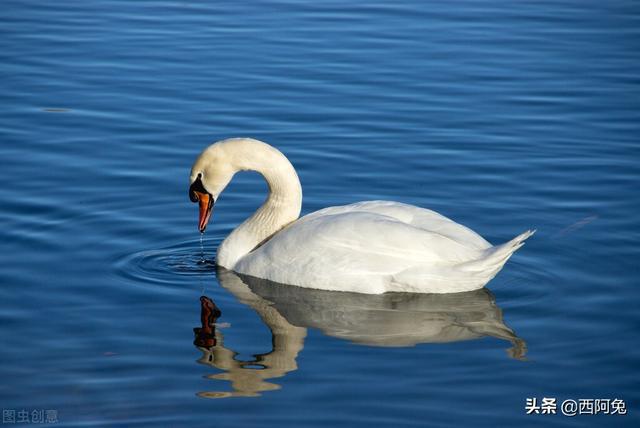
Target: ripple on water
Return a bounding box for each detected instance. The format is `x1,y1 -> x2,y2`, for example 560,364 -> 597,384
492,258 -> 559,306
114,239 -> 218,290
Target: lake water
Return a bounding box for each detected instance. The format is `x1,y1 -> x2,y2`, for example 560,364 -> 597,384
1,0 -> 639,426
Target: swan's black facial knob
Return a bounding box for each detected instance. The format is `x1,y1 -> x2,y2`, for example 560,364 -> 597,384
189,174 -> 207,202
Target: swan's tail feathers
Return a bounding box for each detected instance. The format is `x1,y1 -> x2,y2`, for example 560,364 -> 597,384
461,229 -> 536,274
389,230 -> 535,294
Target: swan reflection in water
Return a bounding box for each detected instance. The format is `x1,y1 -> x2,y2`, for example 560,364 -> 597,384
194,268 -> 526,398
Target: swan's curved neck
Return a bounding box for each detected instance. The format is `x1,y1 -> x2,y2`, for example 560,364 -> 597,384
216,140 -> 302,269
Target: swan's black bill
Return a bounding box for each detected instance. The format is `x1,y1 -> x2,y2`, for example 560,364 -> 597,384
189,175 -> 214,232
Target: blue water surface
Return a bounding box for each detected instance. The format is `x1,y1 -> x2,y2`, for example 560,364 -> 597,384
1,0 -> 639,426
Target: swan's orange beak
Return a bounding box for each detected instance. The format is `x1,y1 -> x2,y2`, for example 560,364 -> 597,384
196,192 -> 214,233
189,175 -> 214,233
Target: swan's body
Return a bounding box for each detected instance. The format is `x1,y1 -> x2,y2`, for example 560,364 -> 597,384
189,138 -> 534,294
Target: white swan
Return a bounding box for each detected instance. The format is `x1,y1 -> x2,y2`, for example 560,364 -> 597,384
189,138 -> 534,294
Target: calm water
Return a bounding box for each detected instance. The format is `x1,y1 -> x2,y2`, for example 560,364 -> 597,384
2,1 -> 639,426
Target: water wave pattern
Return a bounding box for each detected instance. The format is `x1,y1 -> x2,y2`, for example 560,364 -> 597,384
1,0 -> 639,426
115,239 -> 218,287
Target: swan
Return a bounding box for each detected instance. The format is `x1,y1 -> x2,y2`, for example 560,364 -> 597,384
189,138 -> 534,294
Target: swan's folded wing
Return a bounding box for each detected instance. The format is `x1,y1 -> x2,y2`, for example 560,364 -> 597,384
300,201 -> 492,251
234,204 -> 487,293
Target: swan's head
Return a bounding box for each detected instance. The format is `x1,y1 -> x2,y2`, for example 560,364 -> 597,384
189,143 -> 236,232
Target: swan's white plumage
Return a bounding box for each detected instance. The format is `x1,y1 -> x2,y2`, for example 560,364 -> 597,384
235,201 -> 533,293
191,138 -> 534,294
